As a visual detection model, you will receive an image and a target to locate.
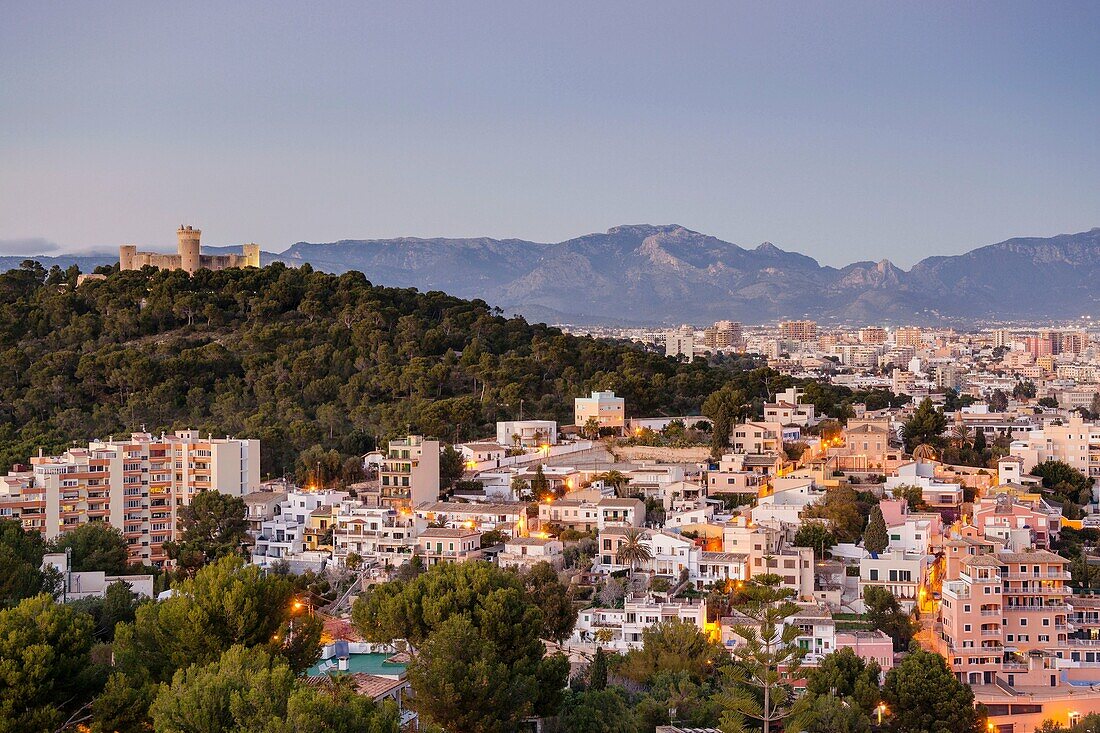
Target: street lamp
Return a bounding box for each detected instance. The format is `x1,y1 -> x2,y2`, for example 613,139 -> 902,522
876,703 -> 887,725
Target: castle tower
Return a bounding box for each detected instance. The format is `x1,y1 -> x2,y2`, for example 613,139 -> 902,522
242,243 -> 261,268
119,244 -> 137,271
177,225 -> 202,274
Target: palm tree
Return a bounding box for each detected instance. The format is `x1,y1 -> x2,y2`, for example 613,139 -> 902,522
951,422 -> 971,449
615,527 -> 653,582
1071,552 -> 1100,590
597,470 -> 632,498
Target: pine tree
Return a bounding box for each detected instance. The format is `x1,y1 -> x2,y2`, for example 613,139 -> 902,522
589,646 -> 607,691
864,505 -> 888,555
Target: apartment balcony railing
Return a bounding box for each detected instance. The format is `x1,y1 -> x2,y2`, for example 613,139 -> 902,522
1004,572 -> 1071,581
981,611 -> 1003,616
1003,586 -> 1069,595
981,630 -> 1003,637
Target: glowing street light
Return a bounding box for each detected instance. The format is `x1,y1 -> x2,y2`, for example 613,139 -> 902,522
876,703 -> 887,725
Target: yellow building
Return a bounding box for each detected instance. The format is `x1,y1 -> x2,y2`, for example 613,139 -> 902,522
120,225 -> 260,275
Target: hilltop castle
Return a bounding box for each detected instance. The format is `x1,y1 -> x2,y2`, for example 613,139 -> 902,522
119,226 -> 261,275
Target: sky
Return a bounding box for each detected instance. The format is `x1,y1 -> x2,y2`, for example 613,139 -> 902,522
2,2 -> 1099,267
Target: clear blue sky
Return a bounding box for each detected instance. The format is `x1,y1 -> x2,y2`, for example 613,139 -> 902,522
2,1 -> 1098,266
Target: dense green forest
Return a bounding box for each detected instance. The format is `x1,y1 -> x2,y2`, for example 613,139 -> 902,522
0,262 -> 769,475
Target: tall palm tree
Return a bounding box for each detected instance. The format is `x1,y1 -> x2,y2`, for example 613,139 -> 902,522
615,527 -> 653,582
951,422 -> 971,449
597,470 -> 632,498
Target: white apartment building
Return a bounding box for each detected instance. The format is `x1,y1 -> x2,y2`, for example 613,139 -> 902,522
496,420 -> 558,447
43,551 -> 155,601
764,387 -> 817,427
538,496 -> 644,533
251,490 -> 346,568
858,548 -> 930,611
333,502 -> 423,568
886,461 -> 965,515
1,430 -> 259,566
571,595 -> 707,651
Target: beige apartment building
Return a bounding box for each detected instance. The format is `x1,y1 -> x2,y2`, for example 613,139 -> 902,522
894,326 -> 923,347
120,225 -> 260,275
378,435 -> 440,510
779,320 -> 818,342
0,430 -> 259,566
1013,415 -> 1100,482
574,390 -> 625,432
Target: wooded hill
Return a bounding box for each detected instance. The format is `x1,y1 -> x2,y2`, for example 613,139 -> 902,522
0,261 -> 770,476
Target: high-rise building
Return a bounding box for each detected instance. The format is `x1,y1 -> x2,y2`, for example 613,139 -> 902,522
779,320 -> 818,342
992,329 -> 1013,349
665,325 -> 695,359
0,430 -> 259,566
714,320 -> 744,349
859,326 -> 888,344
894,326 -> 923,348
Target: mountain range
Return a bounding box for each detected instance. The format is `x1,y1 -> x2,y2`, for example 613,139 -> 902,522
5,225 -> 1100,325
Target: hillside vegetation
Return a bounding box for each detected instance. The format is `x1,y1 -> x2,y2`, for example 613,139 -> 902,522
0,261 -> 767,475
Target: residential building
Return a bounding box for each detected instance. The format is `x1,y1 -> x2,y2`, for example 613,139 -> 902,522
496,420 -> 558,447
379,435 -> 440,510
1,430 -> 259,566
333,502 -> 422,568
575,390 -> 626,432
43,551 -> 154,601
417,527 -> 482,566
859,549 -> 931,611
251,490 -> 346,568
779,320 -> 819,342
571,595 -> 707,651
415,501 -> 528,537
498,537 -> 564,571
538,496 -> 644,533
764,387 -> 817,426
885,461 -> 965,518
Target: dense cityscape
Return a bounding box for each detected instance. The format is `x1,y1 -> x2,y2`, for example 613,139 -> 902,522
5,248 -> 1100,732
5,3 -> 1099,732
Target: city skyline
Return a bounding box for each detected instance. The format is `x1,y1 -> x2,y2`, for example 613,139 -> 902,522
3,1 -> 1100,267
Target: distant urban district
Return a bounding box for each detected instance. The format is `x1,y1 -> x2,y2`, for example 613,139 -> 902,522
7,250 -> 1100,733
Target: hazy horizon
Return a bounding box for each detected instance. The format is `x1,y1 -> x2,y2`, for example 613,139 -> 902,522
3,1 -> 1099,267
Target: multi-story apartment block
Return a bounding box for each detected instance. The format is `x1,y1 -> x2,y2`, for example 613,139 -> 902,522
333,502 -> 423,568
1,430 -> 259,566
665,325 -> 696,359
379,435 -> 440,510
779,320 -> 819,342
1012,415 -> 1100,483
571,595 -> 707,651
894,326 -> 924,348
574,390 -> 626,432
250,490 -> 346,568
713,320 -> 744,350
858,326 -> 888,345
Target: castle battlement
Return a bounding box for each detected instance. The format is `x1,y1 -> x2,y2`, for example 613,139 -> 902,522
119,226 -> 260,274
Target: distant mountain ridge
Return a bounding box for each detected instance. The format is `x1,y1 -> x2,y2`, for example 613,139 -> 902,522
5,225 -> 1100,325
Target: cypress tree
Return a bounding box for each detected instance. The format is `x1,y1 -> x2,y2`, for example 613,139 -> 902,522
589,646 -> 607,691
864,505 -> 888,555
